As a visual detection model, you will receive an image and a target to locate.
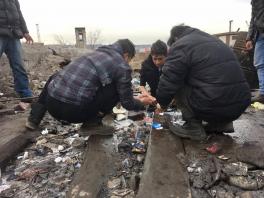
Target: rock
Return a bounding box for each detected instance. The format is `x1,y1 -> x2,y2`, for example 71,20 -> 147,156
71,137 -> 86,148
107,178 -> 121,189
222,162 -> 248,176
236,142 -> 264,168
239,191 -> 253,198
216,190 -> 234,198
228,176 -> 259,190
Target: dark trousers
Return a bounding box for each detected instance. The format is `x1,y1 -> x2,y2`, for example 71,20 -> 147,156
174,87 -> 197,122
38,74 -> 118,123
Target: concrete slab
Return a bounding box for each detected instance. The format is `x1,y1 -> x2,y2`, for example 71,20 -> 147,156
137,128 -> 191,198
67,135 -> 115,198
0,116 -> 36,167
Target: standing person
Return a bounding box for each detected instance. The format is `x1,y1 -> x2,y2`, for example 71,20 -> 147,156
139,40 -> 167,98
0,0 -> 33,108
156,25 -> 251,140
246,0 -> 264,103
26,39 -> 155,134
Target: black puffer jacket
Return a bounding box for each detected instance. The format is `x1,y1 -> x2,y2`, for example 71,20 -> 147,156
247,0 -> 264,42
0,0 -> 28,38
157,28 -> 251,122
140,55 -> 162,97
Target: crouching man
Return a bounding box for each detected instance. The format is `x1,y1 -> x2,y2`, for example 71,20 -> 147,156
156,25 -> 251,140
26,39 -> 155,135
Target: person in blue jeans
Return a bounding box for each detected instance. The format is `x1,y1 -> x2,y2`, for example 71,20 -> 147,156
0,0 -> 33,106
246,0 -> 264,103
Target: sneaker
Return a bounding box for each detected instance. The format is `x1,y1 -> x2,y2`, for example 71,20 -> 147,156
25,103 -> 47,130
251,93 -> 264,104
169,120 -> 207,141
25,120 -> 39,130
204,122 -> 234,134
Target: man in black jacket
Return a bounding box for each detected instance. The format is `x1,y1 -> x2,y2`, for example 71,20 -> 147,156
246,0 -> 264,103
140,40 -> 167,97
26,39 -> 155,134
157,25 -> 251,140
0,0 -> 33,107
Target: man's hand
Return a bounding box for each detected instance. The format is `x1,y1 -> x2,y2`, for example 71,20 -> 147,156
24,33 -> 34,44
135,94 -> 156,105
246,40 -> 253,50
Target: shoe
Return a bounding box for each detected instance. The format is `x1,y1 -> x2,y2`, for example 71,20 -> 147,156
169,120 -> 207,141
25,120 -> 39,130
251,93 -> 264,104
204,122 -> 234,134
79,114 -> 115,136
25,103 -> 47,130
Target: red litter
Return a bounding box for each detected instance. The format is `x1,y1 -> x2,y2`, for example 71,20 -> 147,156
206,143 -> 221,154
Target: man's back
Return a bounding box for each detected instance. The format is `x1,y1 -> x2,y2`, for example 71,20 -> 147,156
158,27 -> 251,121
48,44 -> 130,106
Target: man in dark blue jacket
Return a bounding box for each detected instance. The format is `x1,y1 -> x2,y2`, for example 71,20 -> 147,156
26,39 -> 155,134
246,0 -> 264,103
0,0 -> 33,107
157,25 -> 251,140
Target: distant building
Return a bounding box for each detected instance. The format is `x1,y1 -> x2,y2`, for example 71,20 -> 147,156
135,45 -> 151,53
75,27 -> 87,48
214,31 -> 247,47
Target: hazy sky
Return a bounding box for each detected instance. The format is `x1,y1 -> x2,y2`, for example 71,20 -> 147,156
20,0 -> 252,44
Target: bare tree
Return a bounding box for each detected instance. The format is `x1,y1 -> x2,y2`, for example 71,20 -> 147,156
87,29 -> 101,49
53,34 -> 67,45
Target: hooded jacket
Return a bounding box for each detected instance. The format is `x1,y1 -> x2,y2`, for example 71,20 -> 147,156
247,0 -> 264,42
157,27 -> 251,122
0,0 -> 28,38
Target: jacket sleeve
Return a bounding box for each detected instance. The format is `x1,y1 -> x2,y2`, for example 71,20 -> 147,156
156,46 -> 188,107
15,0 -> 29,34
246,1 -> 256,42
115,64 -> 145,111
140,63 -> 147,86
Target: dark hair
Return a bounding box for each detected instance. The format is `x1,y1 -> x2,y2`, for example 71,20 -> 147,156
116,39 -> 136,58
151,40 -> 167,56
167,25 -> 191,46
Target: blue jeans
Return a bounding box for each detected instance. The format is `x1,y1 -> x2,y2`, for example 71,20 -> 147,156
254,33 -> 264,95
0,37 -> 32,98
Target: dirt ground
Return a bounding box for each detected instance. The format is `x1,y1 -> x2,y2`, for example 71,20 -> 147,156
1,44 -> 264,198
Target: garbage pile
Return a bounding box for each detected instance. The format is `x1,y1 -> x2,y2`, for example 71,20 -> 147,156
188,142 -> 264,198
0,115 -> 86,198
102,108 -> 152,197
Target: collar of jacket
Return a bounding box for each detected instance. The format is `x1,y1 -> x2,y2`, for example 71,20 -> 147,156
176,27 -> 196,40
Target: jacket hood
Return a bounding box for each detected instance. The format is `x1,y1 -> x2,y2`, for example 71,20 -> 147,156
167,26 -> 196,46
